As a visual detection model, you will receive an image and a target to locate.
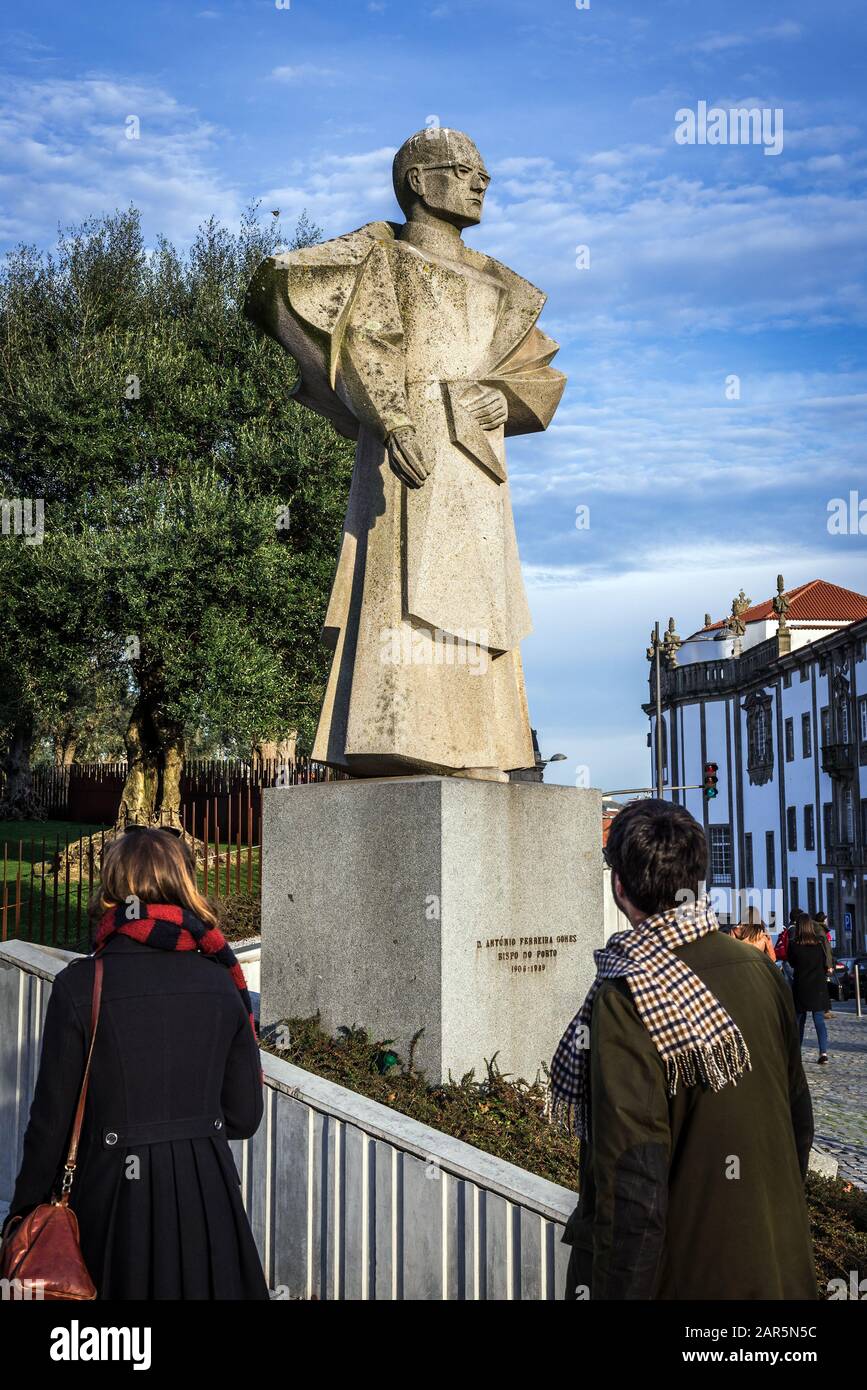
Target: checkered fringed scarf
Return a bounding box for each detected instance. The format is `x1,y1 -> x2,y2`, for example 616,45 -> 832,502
96,902 -> 259,1048
550,896 -> 751,1140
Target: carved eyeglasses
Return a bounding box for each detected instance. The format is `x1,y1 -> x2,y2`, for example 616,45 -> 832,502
423,161 -> 491,188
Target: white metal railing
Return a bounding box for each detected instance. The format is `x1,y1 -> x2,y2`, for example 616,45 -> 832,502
0,940 -> 576,1300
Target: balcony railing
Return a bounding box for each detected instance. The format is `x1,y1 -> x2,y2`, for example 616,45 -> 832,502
826,844 -> 857,868
644,636 -> 782,706
821,743 -> 856,778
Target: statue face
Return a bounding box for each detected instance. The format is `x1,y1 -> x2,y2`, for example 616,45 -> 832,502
407,137 -> 490,229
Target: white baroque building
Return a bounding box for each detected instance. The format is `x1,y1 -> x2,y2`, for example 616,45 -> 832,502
644,579 -> 867,953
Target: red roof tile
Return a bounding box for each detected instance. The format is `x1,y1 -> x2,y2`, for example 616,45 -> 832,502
602,808 -> 619,847
702,580 -> 867,632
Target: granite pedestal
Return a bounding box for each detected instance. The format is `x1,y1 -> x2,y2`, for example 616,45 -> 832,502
261,777 -> 603,1083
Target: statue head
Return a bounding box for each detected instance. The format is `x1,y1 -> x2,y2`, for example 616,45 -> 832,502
392,127 -> 490,229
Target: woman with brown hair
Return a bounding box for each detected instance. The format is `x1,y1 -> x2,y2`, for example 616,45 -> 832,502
2,827 -> 269,1299
788,912 -> 832,1065
731,905 -> 777,961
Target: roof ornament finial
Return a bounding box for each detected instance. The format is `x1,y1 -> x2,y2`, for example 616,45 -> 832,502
725,590 -> 751,657
704,612 -> 712,629
772,574 -> 790,632
726,590 -> 751,639
663,616 -> 682,669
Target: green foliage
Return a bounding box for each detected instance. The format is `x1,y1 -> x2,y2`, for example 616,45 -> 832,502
0,204 -> 354,776
215,890 -> 262,941
805,1170 -> 867,1295
0,536 -> 108,741
261,1015 -> 581,1186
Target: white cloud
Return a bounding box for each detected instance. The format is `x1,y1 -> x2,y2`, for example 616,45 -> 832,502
0,75 -> 240,245
690,21 -> 803,56
270,64 -> 339,83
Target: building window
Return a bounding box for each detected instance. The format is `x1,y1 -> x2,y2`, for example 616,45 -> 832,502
709,825 -> 733,885
801,711 -> 812,758
823,802 -> 834,849
766,830 -> 776,889
786,806 -> 797,852
744,832 -> 754,885
807,878 -> 817,916
804,804 -> 815,852
840,699 -> 851,745
821,706 -> 830,746
742,691 -> 774,786
784,717 -> 794,762
861,798 -> 867,849
800,665 -> 809,682
842,787 -> 855,844
783,670 -> 792,689
860,696 -> 867,762
789,876 -> 799,912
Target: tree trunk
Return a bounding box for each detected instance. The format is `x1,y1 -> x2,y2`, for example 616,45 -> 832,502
254,732 -> 298,766
53,731 -> 77,768
0,718 -> 43,819
117,698 -> 184,828
154,716 -> 184,829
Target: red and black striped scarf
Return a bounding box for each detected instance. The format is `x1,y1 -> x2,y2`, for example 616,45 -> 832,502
96,902 -> 258,1048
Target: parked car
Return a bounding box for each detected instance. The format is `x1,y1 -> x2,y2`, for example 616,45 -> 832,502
829,955 -> 867,1001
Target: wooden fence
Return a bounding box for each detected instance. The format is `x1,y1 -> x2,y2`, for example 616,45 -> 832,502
2,756 -> 341,829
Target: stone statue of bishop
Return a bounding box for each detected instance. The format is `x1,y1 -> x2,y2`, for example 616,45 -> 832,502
245,127 -> 566,780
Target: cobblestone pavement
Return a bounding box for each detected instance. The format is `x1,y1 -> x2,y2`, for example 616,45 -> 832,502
800,999 -> 867,1189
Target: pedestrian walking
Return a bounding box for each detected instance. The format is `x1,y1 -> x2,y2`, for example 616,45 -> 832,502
774,907 -> 798,985
789,912 -> 833,1065
813,912 -> 833,1017
1,827 -> 269,1299
732,906 -> 777,961
553,799 -> 816,1301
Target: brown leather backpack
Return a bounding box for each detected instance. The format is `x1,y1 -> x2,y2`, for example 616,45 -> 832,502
0,956 -> 103,1300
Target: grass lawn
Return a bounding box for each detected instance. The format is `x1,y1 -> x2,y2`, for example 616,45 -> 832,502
0,818 -> 109,851
0,818 -> 260,947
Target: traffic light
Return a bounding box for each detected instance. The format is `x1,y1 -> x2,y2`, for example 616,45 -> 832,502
703,762 -> 719,799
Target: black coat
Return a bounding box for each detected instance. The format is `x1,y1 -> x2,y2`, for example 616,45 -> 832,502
788,940 -> 832,1014
5,934 -> 269,1300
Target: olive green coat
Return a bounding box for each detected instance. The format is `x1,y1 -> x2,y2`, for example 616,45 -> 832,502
563,930 -> 817,1300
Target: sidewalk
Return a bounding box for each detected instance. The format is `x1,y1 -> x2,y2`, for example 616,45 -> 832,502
802,999 -> 867,1190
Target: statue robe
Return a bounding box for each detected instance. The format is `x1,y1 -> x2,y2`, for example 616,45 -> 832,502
245,220 -> 566,776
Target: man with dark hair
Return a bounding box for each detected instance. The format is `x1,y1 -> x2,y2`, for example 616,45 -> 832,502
553,798 -> 816,1300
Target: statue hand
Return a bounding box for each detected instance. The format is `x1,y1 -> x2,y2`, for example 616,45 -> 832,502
462,385 -> 507,431
386,426 -> 434,489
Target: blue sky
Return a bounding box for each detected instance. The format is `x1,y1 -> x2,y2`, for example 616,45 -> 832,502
3,0 -> 866,790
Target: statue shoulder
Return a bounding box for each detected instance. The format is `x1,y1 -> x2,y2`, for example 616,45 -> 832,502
270,221 -> 401,271
245,221 -> 400,339
476,249 -> 547,315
